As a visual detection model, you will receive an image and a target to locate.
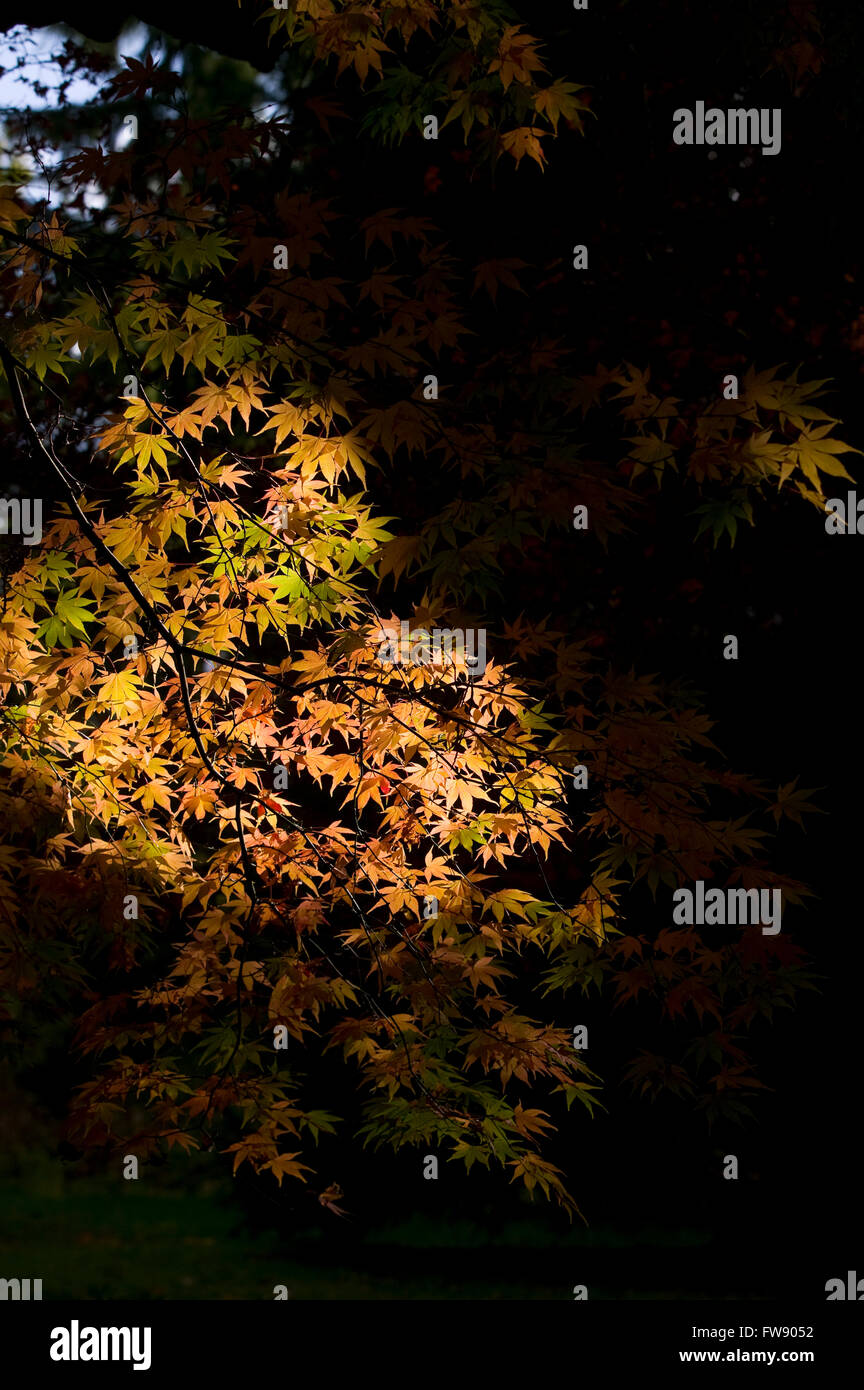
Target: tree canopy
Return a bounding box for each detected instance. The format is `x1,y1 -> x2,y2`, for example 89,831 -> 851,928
0,0 -> 843,1218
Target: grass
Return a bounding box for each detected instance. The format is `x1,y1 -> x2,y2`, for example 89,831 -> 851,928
0,1174 -> 748,1300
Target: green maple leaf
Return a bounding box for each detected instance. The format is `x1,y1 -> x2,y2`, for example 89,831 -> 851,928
38,592 -> 97,648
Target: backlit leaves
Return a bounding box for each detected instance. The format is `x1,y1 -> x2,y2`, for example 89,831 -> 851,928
0,6 -> 825,1220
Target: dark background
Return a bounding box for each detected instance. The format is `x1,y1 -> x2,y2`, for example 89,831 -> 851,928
1,0 -> 861,1298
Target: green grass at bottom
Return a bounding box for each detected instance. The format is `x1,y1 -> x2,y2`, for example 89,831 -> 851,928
0,1180 -> 745,1300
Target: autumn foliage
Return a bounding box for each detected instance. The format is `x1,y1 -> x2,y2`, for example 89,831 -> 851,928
0,1 -> 846,1215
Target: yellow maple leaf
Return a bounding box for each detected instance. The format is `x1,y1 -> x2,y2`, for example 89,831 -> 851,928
533,80 -> 589,133
500,127 -> 547,170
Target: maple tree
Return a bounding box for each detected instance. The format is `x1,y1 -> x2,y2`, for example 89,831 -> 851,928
0,2 -> 848,1218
